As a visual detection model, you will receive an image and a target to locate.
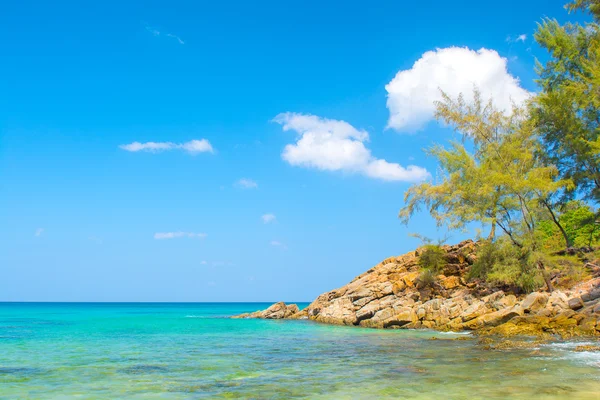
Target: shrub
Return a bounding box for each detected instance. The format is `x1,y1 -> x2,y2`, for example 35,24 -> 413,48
416,269 -> 436,288
468,238 -> 544,292
418,244 -> 447,272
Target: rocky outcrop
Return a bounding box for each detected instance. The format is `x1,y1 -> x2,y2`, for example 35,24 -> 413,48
233,240 -> 600,337
232,302 -> 300,319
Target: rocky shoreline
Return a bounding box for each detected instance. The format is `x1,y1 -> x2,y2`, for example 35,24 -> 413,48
233,240 -> 600,338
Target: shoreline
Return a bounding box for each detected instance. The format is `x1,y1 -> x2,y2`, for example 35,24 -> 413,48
233,240 -> 600,340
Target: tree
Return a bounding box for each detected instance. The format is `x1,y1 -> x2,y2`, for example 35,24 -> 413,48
399,90 -> 571,249
532,1 -> 600,202
399,90 -> 574,291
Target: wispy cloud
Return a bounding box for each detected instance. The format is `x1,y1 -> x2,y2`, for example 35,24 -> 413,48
154,232 -> 207,240
235,178 -> 258,189
34,228 -> 44,237
506,34 -> 527,43
270,240 -> 287,250
261,213 -> 276,224
145,25 -> 185,45
119,139 -> 214,154
166,33 -> 185,45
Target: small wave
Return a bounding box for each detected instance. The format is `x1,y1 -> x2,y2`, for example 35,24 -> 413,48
543,341 -> 600,368
438,331 -> 472,336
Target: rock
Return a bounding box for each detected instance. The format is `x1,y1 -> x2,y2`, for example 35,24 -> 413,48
440,276 -> 461,290
581,287 -> 600,302
403,271 -> 420,288
461,301 -> 488,322
574,345 -> 600,352
232,302 -> 299,319
548,291 -> 569,311
521,292 -> 549,314
231,240 -> 600,338
568,297 -> 585,310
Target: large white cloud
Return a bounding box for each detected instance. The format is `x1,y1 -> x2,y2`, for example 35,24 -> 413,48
385,47 -> 532,132
273,113 -> 429,182
119,139 -> 214,154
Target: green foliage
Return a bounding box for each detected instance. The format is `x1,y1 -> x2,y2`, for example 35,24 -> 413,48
417,269 -> 436,288
533,3 -> 600,203
468,239 -> 544,292
537,201 -> 600,248
418,244 -> 447,272
398,0 -> 600,292
399,89 -> 570,250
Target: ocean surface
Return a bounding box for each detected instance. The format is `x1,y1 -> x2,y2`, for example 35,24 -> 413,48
0,303 -> 599,399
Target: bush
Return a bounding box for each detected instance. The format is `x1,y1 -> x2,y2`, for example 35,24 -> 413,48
416,269 -> 436,288
418,244 -> 447,272
468,238 -> 544,292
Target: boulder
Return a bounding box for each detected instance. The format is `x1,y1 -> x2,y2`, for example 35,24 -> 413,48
568,297 -> 585,311
440,276 -> 461,290
521,292 -> 549,314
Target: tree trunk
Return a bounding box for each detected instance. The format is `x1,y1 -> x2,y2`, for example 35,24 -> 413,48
542,199 -> 572,248
537,261 -> 554,292
487,222 -> 496,241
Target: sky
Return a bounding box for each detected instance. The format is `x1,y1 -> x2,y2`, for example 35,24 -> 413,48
0,0 -> 584,302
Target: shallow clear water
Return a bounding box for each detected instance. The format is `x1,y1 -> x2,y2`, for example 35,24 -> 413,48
0,303 -> 599,399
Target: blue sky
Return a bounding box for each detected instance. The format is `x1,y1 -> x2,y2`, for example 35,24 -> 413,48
0,0 -> 579,301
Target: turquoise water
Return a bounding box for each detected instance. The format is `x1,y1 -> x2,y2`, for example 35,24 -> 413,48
1,303 -> 599,399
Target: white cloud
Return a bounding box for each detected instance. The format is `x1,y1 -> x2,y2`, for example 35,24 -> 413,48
507,34 -> 527,43
270,240 -> 287,250
34,228 -> 44,237
200,260 -> 208,265
145,25 -> 184,45
154,232 -> 207,240
236,178 -> 258,189
119,139 -> 214,154
385,47 -> 532,131
273,113 -> 429,182
166,33 -> 185,45
261,213 -> 276,224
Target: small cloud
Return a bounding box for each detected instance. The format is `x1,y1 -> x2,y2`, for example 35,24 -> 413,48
200,260 -> 208,265
145,25 -> 185,44
207,281 -> 217,287
261,213 -> 276,224
506,34 -> 527,43
154,232 -> 207,240
34,228 -> 44,237
119,139 -> 214,154
270,240 -> 288,250
166,33 -> 185,45
235,178 -> 258,189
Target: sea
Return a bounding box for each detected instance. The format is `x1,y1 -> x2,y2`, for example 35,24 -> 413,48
0,302 -> 599,399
